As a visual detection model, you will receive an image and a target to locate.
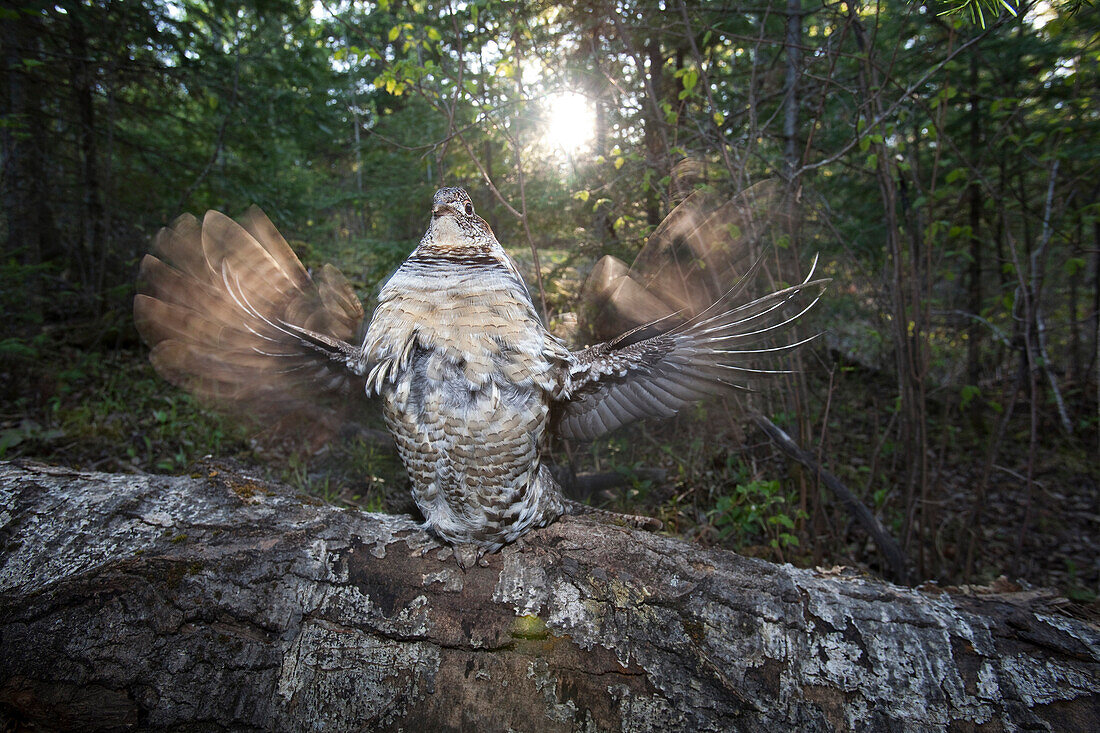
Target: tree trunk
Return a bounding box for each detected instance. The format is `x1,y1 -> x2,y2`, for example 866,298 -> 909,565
0,8 -> 60,313
1,461 -> 1097,732
67,12 -> 106,295
966,53 -> 983,391
782,0 -> 801,185
644,35 -> 663,228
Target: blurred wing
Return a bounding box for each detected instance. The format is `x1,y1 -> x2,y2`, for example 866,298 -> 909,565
632,180 -> 779,312
578,254 -> 674,345
133,206 -> 370,436
580,180 -> 780,343
556,257 -> 826,441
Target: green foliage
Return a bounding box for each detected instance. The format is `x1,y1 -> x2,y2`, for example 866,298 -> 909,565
3,0 -> 1098,597
0,344 -> 250,472
708,477 -> 803,551
960,385 -> 982,410
937,0 -> 1018,29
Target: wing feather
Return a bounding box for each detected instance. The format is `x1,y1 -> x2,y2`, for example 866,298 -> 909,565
556,259 -> 827,441
134,207 -> 370,439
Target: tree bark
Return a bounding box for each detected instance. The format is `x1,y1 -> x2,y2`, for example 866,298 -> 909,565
1,461 -> 1097,732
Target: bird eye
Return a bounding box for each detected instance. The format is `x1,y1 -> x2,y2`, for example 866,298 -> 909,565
464,202 -> 474,216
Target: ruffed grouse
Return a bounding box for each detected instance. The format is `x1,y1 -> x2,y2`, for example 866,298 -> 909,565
135,187 -> 823,556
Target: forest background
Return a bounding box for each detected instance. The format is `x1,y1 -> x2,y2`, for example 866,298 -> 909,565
1,0 -> 1097,601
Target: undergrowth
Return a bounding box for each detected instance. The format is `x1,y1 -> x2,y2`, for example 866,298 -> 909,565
2,307 -> 1096,605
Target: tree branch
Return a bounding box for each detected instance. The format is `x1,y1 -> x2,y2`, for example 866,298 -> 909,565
750,413 -> 909,583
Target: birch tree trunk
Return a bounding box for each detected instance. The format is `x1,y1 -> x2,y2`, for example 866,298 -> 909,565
1,461 -> 1097,731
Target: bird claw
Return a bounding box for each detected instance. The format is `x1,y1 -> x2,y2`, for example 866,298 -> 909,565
451,543 -> 485,571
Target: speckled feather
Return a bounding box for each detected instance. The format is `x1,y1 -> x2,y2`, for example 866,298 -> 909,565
134,187 -> 826,557
362,188 -> 570,550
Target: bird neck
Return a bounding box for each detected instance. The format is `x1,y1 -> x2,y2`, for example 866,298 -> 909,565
410,225 -> 509,269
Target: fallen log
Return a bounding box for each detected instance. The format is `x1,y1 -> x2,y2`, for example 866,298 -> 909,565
0,461 -> 1096,731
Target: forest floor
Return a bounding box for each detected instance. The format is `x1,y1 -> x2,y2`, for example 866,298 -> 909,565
2,336 -> 1097,613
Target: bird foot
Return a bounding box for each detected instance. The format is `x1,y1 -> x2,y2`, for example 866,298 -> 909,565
562,499 -> 663,532
451,543 -> 488,571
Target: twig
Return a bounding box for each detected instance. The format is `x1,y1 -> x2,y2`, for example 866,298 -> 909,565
991,463 -> 1046,489
1030,160 -> 1072,434
941,310 -> 1012,348
796,29 -> 991,176
675,0 -> 742,184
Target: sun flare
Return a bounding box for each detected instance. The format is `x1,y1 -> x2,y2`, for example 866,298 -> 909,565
543,92 -> 596,155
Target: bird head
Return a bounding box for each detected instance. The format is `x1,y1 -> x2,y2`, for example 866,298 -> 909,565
422,187 -> 496,252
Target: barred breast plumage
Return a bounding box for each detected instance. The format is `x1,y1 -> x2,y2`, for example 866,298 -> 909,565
134,185 -> 826,561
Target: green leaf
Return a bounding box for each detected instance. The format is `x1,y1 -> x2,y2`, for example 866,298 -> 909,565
573,190 -> 590,202
0,429 -> 26,456
0,338 -> 37,359
682,68 -> 698,92
1064,257 -> 1086,276
388,26 -> 401,42
769,514 -> 795,529
946,168 -> 968,184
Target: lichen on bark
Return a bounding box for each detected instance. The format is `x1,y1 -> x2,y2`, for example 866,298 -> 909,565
1,461 -> 1097,731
